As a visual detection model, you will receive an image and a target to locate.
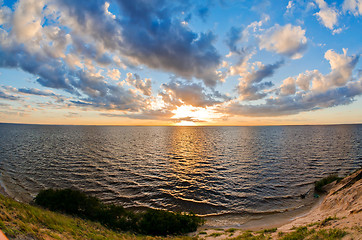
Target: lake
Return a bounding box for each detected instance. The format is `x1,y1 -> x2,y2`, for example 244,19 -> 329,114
0,124 -> 361,219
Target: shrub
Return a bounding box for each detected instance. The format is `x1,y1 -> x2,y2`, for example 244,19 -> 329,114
138,209 -> 204,236
34,188 -> 204,236
314,174 -> 342,193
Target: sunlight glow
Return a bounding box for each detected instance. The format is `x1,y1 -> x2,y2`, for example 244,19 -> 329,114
171,105 -> 224,125
174,120 -> 197,126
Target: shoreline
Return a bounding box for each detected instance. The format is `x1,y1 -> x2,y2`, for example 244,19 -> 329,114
195,168 -> 362,239
0,169 -> 361,239
0,175 -> 321,231
201,194 -> 324,231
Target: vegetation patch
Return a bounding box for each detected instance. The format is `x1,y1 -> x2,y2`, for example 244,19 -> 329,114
278,225 -> 347,240
257,228 -> 277,233
34,188 -> 204,236
314,174 -> 342,193
319,216 -> 338,226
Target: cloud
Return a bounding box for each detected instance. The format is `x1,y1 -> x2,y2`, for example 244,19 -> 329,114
12,0 -> 44,43
160,80 -> 229,108
315,0 -> 339,30
226,49 -> 361,117
343,0 -> 362,16
279,77 -> 296,96
125,73 -> 152,96
259,24 -> 307,59
17,88 -> 60,97
237,60 -> 284,100
228,80 -> 362,117
0,89 -> 20,100
107,69 -> 121,81
225,26 -> 244,55
64,112 -> 80,118
53,0 -> 223,86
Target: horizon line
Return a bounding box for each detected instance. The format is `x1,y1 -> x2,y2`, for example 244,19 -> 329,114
1,122 -> 361,127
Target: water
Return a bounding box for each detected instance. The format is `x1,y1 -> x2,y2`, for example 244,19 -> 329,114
0,124 -> 361,218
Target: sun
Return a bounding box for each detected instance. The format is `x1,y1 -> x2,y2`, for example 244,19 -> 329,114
174,120 -> 197,126
171,105 -> 223,126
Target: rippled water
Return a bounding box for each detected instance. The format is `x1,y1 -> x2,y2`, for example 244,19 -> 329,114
0,124 -> 361,217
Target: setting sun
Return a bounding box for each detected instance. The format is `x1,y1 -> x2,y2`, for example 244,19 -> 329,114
171,105 -> 224,125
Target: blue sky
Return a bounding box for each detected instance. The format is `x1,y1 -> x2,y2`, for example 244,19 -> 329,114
0,0 -> 361,125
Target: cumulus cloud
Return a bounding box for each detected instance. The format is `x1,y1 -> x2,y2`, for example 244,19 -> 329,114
315,0 -> 339,30
228,79 -> 362,117
279,77 -> 296,96
259,24 -> 307,59
237,60 -> 284,100
343,0 -> 362,16
125,73 -> 152,96
226,49 -> 361,117
160,81 -> 229,108
107,69 -> 121,81
12,0 -> 44,43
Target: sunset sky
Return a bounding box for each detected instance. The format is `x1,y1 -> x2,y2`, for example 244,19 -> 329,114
0,0 -> 361,126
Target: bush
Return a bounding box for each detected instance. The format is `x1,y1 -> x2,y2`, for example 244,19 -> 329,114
139,209 -> 204,235
34,188 -> 204,236
314,174 -> 342,193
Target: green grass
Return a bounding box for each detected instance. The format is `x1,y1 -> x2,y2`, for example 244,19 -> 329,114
34,188 -> 204,236
314,174 -> 342,193
0,194 -> 195,240
278,225 -> 347,240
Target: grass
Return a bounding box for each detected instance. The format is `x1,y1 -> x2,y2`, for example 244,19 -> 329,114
229,231 -> 270,240
0,193 -> 195,240
34,188 -> 204,236
257,228 -> 277,234
314,174 -> 342,193
279,226 -> 347,240
319,216 -> 338,226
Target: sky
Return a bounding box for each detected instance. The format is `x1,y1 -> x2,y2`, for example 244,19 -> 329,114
0,0 -> 361,126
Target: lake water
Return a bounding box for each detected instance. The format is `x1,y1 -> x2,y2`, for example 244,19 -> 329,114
0,124 -> 361,219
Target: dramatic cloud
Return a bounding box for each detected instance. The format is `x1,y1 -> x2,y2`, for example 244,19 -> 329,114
315,0 -> 339,30
259,24 -> 307,59
0,0 -> 361,124
53,0 -> 222,86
